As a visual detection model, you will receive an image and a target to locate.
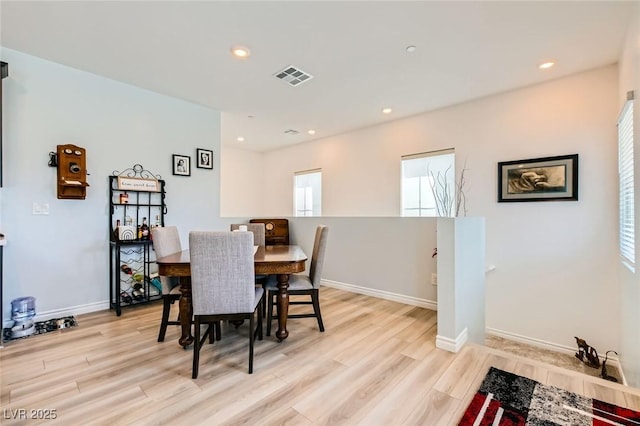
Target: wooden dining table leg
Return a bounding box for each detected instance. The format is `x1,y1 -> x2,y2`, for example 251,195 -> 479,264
276,273 -> 290,341
179,276 -> 194,348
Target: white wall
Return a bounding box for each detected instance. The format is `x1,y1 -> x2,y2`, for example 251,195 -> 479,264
436,217 -> 485,352
260,129 -> 407,217
289,217 -> 438,307
1,48 -> 222,323
220,147 -> 264,217
618,2 -> 640,387
261,66 -> 621,356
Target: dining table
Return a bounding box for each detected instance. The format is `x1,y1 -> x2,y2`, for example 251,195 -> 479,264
156,244 -> 307,346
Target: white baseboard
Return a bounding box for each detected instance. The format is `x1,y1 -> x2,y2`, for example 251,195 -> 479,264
487,327 -> 577,355
3,300 -> 110,329
321,279 -> 437,311
436,328 -> 468,353
486,327 -> 627,386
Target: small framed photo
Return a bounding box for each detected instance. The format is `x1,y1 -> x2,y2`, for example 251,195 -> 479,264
498,154 -> 578,202
172,154 -> 191,176
196,148 -> 213,169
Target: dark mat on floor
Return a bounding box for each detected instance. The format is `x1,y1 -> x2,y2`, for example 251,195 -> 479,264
2,316 -> 77,342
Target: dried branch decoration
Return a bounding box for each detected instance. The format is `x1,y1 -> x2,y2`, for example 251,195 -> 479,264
428,160 -> 468,217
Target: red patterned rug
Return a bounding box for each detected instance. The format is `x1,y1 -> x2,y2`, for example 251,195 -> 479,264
459,367 -> 640,425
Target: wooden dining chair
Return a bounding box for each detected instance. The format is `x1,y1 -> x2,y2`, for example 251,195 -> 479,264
190,231 -> 264,378
151,226 -> 183,342
266,225 -> 329,336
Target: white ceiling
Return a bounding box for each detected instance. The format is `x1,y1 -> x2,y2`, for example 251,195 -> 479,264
0,1 -> 634,152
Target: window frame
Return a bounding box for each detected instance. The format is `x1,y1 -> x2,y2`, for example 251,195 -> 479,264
294,169 -> 322,217
618,97 -> 635,271
401,148 -> 455,217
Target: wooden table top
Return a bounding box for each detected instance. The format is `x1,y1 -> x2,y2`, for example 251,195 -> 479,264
156,245 -> 307,276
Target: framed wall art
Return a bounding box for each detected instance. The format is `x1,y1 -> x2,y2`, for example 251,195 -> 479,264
498,154 -> 578,202
196,148 -> 213,169
172,154 -> 191,176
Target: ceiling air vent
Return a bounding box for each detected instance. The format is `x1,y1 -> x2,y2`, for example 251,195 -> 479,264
284,129 -> 299,135
274,65 -> 313,87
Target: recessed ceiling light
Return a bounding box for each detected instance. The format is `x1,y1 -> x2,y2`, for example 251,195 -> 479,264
406,45 -> 417,53
382,107 -> 393,114
308,129 -> 316,135
231,46 -> 251,59
237,136 -> 245,142
539,61 -> 555,70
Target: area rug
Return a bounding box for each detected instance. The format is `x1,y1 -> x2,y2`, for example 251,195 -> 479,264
2,316 -> 77,342
459,366 -> 640,425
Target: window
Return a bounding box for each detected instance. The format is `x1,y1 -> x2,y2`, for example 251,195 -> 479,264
401,149 -> 455,217
619,96 -> 635,270
294,169 -> 321,216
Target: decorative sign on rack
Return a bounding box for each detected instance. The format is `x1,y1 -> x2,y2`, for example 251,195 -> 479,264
117,176 -> 160,192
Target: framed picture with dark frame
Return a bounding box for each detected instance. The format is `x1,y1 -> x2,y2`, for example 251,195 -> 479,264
172,154 -> 191,176
498,154 -> 578,202
196,148 -> 213,169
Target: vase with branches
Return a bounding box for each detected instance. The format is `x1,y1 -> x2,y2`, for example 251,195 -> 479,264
428,160 -> 468,217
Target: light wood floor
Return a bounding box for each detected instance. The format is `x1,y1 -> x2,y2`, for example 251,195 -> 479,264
2,287 -> 640,425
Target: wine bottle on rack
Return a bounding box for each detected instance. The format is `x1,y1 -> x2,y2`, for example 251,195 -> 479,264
132,283 -> 145,301
137,225 -> 142,240
155,214 -> 161,228
114,219 -> 121,241
141,217 -> 150,240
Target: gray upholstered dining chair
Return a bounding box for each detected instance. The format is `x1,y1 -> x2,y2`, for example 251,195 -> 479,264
189,231 -> 264,378
151,226 -> 183,342
231,222 -> 268,315
266,225 -> 329,336
230,223 -> 266,246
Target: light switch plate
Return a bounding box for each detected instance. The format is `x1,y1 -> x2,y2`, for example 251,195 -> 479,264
33,202 -> 50,215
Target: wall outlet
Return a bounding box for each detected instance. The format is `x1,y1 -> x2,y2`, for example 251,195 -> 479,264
431,273 -> 437,285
